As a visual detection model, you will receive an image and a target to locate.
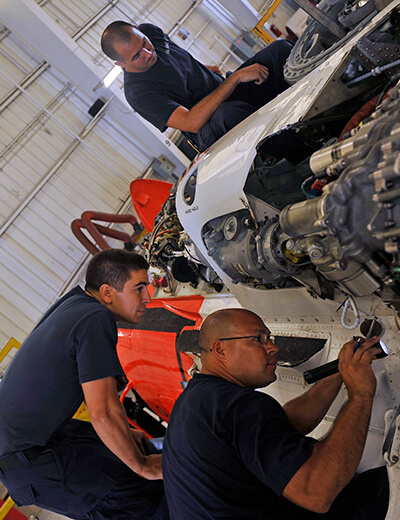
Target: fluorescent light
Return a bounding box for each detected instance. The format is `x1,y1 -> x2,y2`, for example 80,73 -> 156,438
103,65 -> 122,87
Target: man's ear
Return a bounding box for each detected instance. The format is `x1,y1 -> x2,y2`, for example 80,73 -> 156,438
211,339 -> 226,360
99,284 -> 114,304
114,60 -> 125,69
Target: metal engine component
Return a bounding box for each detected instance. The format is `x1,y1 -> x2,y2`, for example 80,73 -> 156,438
280,85 -> 400,296
285,0 -> 400,84
201,82 -> 400,301
203,210 -> 303,286
284,0 -> 377,83
145,190 -> 222,292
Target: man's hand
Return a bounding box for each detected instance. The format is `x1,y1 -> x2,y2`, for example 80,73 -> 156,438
83,377 -> 164,480
130,428 -> 148,456
338,337 -> 381,399
167,63 -> 269,133
206,65 -> 222,74
128,429 -> 163,479
231,63 -> 269,85
141,454 -> 163,480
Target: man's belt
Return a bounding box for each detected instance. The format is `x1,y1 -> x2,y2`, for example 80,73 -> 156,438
0,446 -> 44,472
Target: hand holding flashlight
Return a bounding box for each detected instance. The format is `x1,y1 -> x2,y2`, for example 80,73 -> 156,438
337,336 -> 383,398
304,325 -> 388,384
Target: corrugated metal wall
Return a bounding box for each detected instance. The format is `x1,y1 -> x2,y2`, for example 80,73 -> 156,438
0,0 -> 296,359
0,26 -> 151,350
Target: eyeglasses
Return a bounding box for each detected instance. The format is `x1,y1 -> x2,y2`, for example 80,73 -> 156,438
203,333 -> 276,353
218,333 -> 276,345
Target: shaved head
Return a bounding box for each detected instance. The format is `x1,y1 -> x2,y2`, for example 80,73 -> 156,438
199,308 -> 260,353
199,308 -> 278,389
101,21 -> 136,61
101,22 -> 157,72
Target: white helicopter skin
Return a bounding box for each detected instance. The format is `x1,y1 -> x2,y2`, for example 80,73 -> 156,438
145,2 -> 400,517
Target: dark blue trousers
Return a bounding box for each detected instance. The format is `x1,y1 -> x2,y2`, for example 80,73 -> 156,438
277,466 -> 389,520
0,420 -> 168,520
194,40 -> 293,151
315,466 -> 389,520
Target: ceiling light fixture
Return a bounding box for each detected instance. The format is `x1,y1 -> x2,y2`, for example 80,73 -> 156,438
103,65 -> 122,87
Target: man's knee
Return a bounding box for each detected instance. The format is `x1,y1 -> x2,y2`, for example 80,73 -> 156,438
251,40 -> 293,69
196,101 -> 256,150
211,101 -> 256,132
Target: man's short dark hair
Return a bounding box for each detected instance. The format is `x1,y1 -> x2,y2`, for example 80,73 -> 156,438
101,21 -> 136,61
85,249 -> 149,292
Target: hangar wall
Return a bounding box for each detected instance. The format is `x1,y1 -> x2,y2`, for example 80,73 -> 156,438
0,0 -> 296,352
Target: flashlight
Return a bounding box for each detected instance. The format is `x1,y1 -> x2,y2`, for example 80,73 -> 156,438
374,339 -> 389,358
303,338 -> 389,384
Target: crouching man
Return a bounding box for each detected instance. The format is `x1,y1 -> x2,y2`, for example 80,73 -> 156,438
0,249 -> 169,520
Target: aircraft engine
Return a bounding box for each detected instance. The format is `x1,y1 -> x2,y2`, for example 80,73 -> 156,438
201,83 -> 400,300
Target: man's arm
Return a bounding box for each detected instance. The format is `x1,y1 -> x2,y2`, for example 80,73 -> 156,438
167,63 -> 269,133
281,337 -> 381,513
283,373 -> 343,434
82,376 -> 162,480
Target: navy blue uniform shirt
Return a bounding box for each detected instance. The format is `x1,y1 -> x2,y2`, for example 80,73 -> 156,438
163,373 -> 314,520
124,24 -> 223,132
